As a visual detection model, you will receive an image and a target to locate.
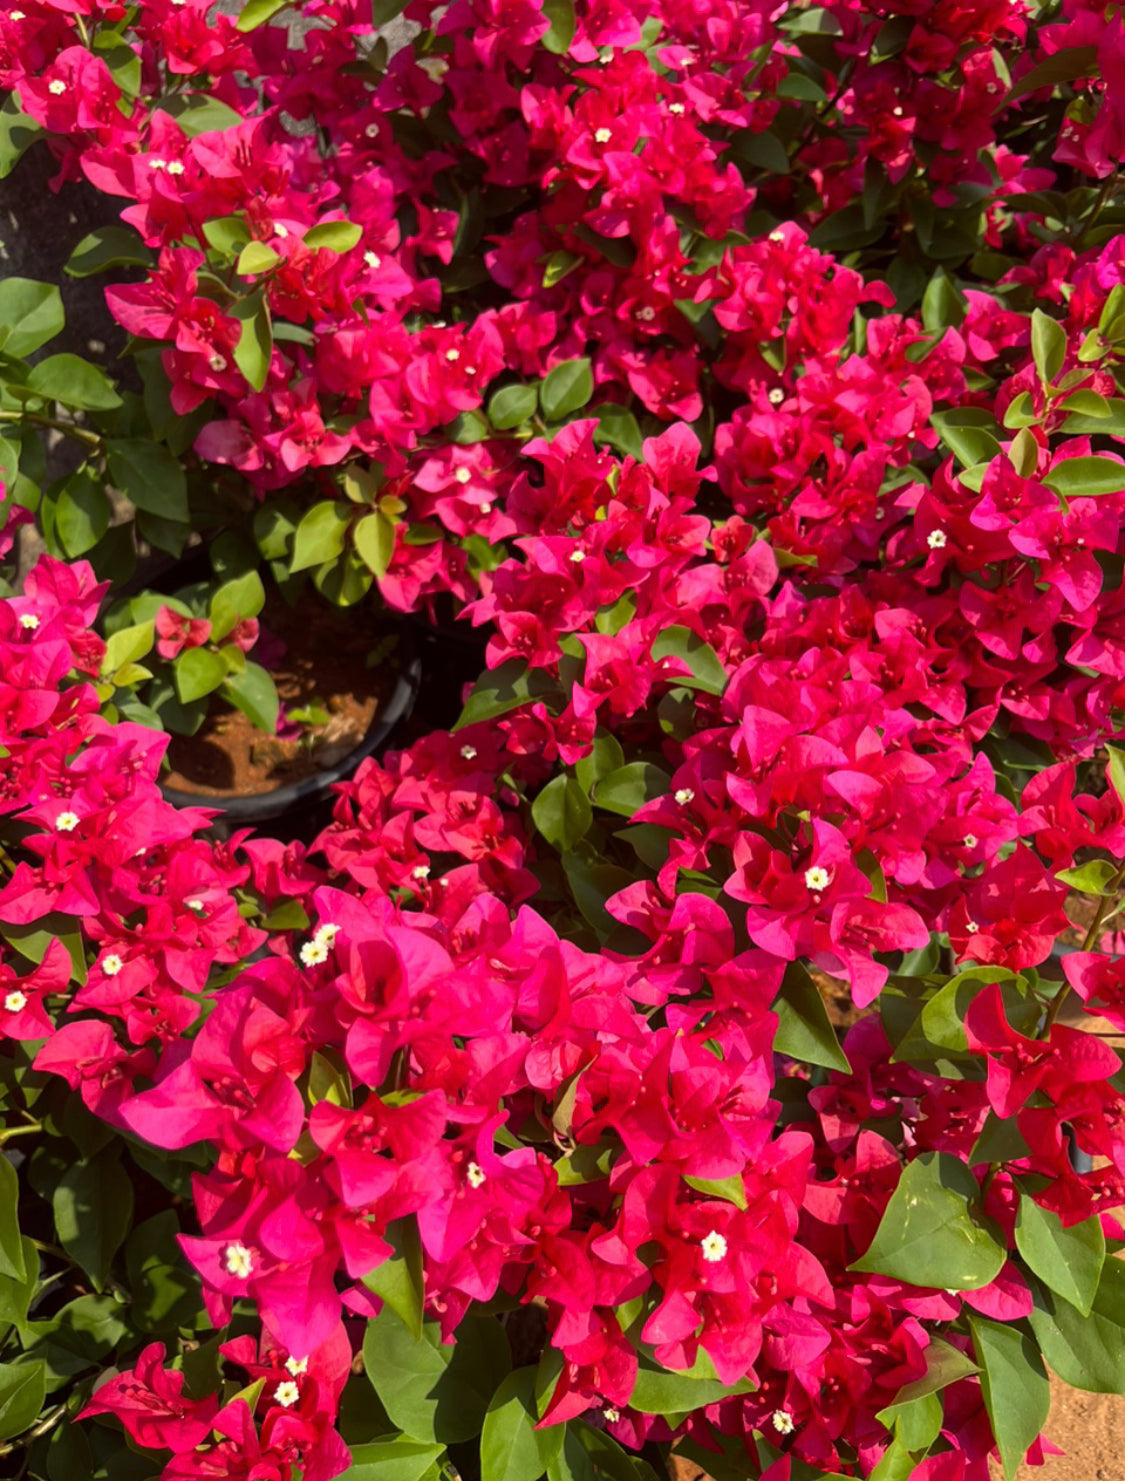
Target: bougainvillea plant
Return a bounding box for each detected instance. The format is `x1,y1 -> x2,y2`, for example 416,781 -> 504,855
3,0 -> 1125,1480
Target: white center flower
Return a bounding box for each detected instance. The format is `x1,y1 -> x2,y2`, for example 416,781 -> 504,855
892,105 -> 904,117
460,745 -> 478,760
769,229 -> 785,243
700,1230 -> 728,1263
300,938 -> 329,968
364,250 -> 382,268
55,811 -> 80,833
166,161 -> 185,176
313,922 -> 339,947
10,10 -> 26,19
674,788 -> 695,805
569,550 -> 586,563
285,1355 -> 309,1376
966,920 -> 980,934
273,1381 -> 301,1408
768,388 -> 784,405
102,954 -> 124,977
637,305 -> 656,322
274,223 -> 289,238
594,128 -> 612,143
19,614 -> 39,630
208,353 -> 228,373
772,1410 -> 795,1435
478,502 -> 492,515
604,1405 -> 621,1422
4,991 -> 27,1013
445,347 -> 460,362
223,1242 -> 254,1278
454,466 -> 472,485
149,157 -> 168,170
466,1161 -> 486,1188
804,865 -> 830,891
48,79 -> 67,96
927,529 -> 947,549
412,864 -> 431,881
668,102 -> 685,114
963,834 -> 978,849
186,898 -> 205,913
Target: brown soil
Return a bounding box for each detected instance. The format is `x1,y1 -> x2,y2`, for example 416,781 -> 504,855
163,594 -> 401,798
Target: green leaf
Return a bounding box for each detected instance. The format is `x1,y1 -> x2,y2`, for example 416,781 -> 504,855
590,405 -> 644,461
540,358 -> 594,423
174,646 -> 228,705
233,291 -> 274,392
683,1174 -> 747,1211
236,0 -> 290,29
851,1152 -> 1006,1290
488,383 -> 539,431
26,355 -> 121,411
0,1359 -> 46,1442
0,913 -> 86,984
304,221 -> 364,253
540,0 -> 577,54
202,215 -> 252,256
482,1368 -> 566,1481
361,1220 -> 425,1341
574,732 -> 626,794
921,268 -> 968,333
353,509 -> 396,579
1009,45 -> 1098,100
0,278 -> 63,357
292,501 -> 352,572
156,93 -> 245,135
53,1157 -> 134,1293
533,774 -> 593,853
454,659 -> 557,730
0,96 -> 41,182
968,1315 -> 1050,1481
222,662 -> 280,734
1031,309 -> 1067,385
372,0 -> 411,22
1028,1257 -> 1125,1393
341,1436 -> 445,1481
876,1338 -> 978,1422
650,626 -> 727,696
209,570 -> 265,641
237,241 -> 281,276
1058,388 -> 1110,418
1056,859 -> 1117,895
54,469 -> 111,558
1044,456 -> 1125,497
0,1236 -> 39,1331
1015,1192 -> 1104,1317
930,409 -> 1001,469
105,439 -> 189,522
1108,744 -> 1125,812
0,1157 -> 26,1283
361,1310 -> 511,1445
772,961 -> 851,1073
124,1211 -> 204,1334
628,1360 -> 746,1417
592,762 -> 671,818
65,226 -> 153,279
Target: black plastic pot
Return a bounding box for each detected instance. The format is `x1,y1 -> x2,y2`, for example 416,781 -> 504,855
115,548 -> 422,841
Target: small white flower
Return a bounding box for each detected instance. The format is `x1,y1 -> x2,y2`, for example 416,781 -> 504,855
365,122 -> 380,139
48,79 -> 67,96
208,353 -> 228,373
300,938 -> 329,968
55,811 -> 80,833
700,1230 -> 728,1263
569,550 -> 586,563
771,1410 -> 795,1435
453,466 -> 472,485
102,954 -> 124,977
186,898 -> 205,913
273,1381 -> 301,1408
966,920 -> 980,934
223,1242 -> 254,1278
460,745 -> 478,761
412,864 -> 431,881
10,10 -> 26,19
636,305 -> 657,322
594,127 -> 612,143
674,788 -> 695,805
285,1355 -> 309,1376
149,157 -> 168,170
927,529 -> 947,550
892,105 -> 904,117
445,347 -> 461,362
668,102 -> 685,115
768,229 -> 785,243
768,388 -> 784,405
19,614 -> 39,630
167,160 -> 185,176
466,1161 -> 486,1188
478,503 -> 492,515
4,991 -> 27,1013
313,922 -> 339,947
603,1405 -> 621,1423
963,834 -> 978,849
804,865 -> 830,891
363,250 -> 382,268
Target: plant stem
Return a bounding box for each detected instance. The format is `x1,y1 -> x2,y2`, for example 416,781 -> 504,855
1041,857 -> 1125,1035
0,409 -> 102,450
0,1122 -> 42,1145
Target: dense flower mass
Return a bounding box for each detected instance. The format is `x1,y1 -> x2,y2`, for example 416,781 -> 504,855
3,1 -> 1125,1480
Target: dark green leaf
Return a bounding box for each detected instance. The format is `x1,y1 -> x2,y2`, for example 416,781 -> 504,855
124,1211 -> 203,1334
0,96 -> 41,182
968,1315 -> 1049,1481
930,409 -> 1001,469
54,469 -> 110,558
541,0 -> 576,53
574,732 -> 626,794
533,775 -> 593,853
222,662 -> 279,734
592,762 -> 671,817
650,626 -> 726,695
0,1237 -> 38,1330
362,1220 -> 425,1341
372,0 -> 411,22
482,1367 -> 566,1481
0,1157 -> 26,1283
541,359 -> 594,423
772,961 -> 851,1073
174,646 -> 228,705
26,355 -> 121,411
454,659 -> 557,730
0,278 -> 63,357
65,226 -> 153,279
1031,309 -> 1067,385
341,1435 -> 445,1481
0,913 -> 86,983
233,291 -> 273,392
0,1359 -> 46,1442
155,93 -> 245,136
488,383 -> 540,431
876,1338 -> 978,1421
851,1153 -> 1006,1290
1028,1258 -> 1125,1393
590,405 -> 644,460
53,1158 -> 133,1292
1015,1192 -> 1104,1316
1044,456 -> 1125,497
1009,45 -> 1098,100
921,269 -> 968,333
106,439 -> 189,522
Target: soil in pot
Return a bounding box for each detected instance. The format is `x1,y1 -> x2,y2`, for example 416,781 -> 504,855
162,593 -> 401,798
